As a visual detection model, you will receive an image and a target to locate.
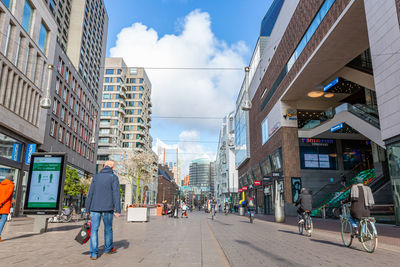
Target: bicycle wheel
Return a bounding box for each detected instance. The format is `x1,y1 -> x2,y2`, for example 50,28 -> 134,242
298,221 -> 304,235
341,219 -> 353,247
307,218 -> 313,237
361,220 -> 378,253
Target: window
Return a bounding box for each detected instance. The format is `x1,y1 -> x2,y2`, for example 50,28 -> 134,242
4,24 -> 12,57
52,99 -> 57,114
139,78 -> 143,84
117,69 -> 122,74
130,68 -> 137,75
55,79 -> 60,94
58,127 -> 64,142
105,69 -> 114,75
38,23 -> 49,53
49,0 -> 55,13
22,1 -> 33,34
103,94 -> 110,99
1,0 -> 12,9
261,116 -> 269,145
14,35 -> 22,66
299,138 -> 337,170
50,119 -> 55,136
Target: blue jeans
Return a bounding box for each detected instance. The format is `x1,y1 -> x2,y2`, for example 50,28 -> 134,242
0,214 -> 8,236
349,216 -> 358,228
90,211 -> 114,257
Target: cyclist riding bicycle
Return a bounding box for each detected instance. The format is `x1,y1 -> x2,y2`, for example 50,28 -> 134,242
295,188 -> 312,224
247,197 -> 255,212
343,176 -> 374,234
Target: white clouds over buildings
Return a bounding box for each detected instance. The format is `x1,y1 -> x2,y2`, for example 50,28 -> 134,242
109,9 -> 248,130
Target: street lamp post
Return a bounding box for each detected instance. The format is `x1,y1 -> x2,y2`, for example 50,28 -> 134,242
40,65 -> 53,109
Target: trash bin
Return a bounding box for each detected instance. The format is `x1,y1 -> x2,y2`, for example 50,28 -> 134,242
239,206 -> 245,216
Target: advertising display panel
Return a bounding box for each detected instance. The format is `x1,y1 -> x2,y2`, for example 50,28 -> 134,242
24,153 -> 67,214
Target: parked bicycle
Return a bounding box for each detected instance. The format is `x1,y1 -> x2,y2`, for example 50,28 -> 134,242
340,203 -> 378,253
298,210 -> 313,237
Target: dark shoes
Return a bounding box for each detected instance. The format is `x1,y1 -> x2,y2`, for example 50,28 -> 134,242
90,256 -> 97,260
105,247 -> 117,255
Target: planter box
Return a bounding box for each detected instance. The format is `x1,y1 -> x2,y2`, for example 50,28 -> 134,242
127,207 -> 149,222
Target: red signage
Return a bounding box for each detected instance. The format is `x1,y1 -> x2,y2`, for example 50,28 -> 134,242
242,186 -> 248,191
238,189 -> 243,192
254,180 -> 261,186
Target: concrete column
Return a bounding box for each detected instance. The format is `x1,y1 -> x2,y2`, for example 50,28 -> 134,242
281,127 -> 302,204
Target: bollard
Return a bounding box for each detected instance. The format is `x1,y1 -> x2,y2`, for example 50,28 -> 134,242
274,180 -> 285,223
322,207 -> 326,219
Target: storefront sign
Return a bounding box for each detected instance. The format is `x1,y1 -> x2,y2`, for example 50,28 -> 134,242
323,78 -> 339,92
330,123 -> 343,132
242,186 -> 248,191
285,109 -> 297,120
24,153 -> 66,214
238,188 -> 243,192
11,144 -> 22,162
272,172 -> 280,177
301,138 -> 334,144
25,144 -> 36,164
254,180 -> 261,186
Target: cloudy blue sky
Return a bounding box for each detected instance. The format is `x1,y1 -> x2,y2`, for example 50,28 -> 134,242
104,0 -> 273,179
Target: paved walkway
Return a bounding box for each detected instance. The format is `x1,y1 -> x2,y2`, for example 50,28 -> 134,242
0,212 -> 399,266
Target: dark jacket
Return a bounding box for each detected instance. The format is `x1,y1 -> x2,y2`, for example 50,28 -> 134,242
348,185 -> 371,219
295,190 -> 312,211
86,167 -> 121,213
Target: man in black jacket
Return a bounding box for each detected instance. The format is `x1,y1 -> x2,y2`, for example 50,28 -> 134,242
86,161 -> 121,260
295,188 -> 312,223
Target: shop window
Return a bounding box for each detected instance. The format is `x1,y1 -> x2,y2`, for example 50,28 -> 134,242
299,138 -> 337,170
0,133 -> 22,162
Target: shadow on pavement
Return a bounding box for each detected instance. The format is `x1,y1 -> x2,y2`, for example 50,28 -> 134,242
212,220 -> 232,226
278,229 -> 300,235
48,225 -> 82,232
82,240 -> 130,256
239,220 -> 252,224
234,240 -> 295,265
2,233 -> 40,241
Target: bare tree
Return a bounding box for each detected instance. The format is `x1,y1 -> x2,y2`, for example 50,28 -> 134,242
117,150 -> 156,206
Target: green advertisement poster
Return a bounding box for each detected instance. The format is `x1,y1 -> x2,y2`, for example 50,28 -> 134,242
27,157 -> 62,208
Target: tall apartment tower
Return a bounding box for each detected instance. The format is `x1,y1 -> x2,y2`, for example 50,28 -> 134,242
0,0 -> 57,214
97,57 -> 153,171
40,0 -> 108,175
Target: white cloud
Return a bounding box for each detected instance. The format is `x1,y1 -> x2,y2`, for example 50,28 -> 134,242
109,9 -> 248,131
152,130 -> 215,182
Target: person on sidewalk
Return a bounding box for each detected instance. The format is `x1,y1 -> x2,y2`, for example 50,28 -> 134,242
0,175 -> 15,242
86,161 -> 121,260
295,188 -> 312,224
344,177 -> 374,235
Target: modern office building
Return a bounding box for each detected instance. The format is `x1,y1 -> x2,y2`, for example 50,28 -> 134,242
39,0 -> 108,177
189,158 -> 215,199
235,0 -> 400,223
0,0 -> 57,214
215,112 -> 239,205
97,57 -> 154,205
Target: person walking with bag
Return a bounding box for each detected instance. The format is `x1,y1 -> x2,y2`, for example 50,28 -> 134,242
86,161 -> 121,260
0,175 -> 15,242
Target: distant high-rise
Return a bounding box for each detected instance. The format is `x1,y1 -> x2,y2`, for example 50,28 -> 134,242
96,57 -> 153,170
189,158 -> 214,196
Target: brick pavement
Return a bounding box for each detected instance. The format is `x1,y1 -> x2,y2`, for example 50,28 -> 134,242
253,213 -> 400,248
0,212 -> 399,266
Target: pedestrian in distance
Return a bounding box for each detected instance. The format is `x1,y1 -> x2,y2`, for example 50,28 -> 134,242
0,175 -> 15,242
86,160 -> 121,260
